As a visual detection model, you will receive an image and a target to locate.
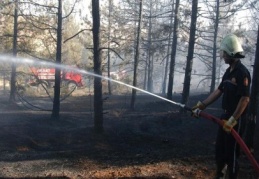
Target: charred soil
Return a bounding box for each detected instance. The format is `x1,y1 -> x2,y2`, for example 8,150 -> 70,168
0,92 -> 258,179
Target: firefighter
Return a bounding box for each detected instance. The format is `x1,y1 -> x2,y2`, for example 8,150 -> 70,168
192,34 -> 251,179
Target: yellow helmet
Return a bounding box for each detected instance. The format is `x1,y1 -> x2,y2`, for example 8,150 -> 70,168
220,34 -> 244,58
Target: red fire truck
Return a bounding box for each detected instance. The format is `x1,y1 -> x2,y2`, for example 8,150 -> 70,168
30,67 -> 83,89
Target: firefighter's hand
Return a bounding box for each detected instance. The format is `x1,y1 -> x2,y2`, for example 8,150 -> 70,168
191,101 -> 206,118
223,116 -> 237,133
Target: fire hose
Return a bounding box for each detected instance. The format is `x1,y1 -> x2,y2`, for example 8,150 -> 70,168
183,106 -> 259,176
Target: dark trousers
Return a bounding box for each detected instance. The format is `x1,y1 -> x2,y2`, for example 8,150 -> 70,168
215,113 -> 243,179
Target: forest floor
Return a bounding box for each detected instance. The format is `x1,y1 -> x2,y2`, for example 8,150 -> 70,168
0,88 -> 258,179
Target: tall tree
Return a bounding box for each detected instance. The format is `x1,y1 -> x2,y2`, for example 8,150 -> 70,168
162,0 -> 174,95
107,0 -> 112,95
244,25 -> 259,152
51,0 -> 62,119
210,0 -> 220,93
92,0 -> 103,132
130,0 -> 143,110
146,0 -> 153,92
51,0 -> 63,119
181,0 -> 198,109
9,0 -> 18,103
167,0 -> 179,100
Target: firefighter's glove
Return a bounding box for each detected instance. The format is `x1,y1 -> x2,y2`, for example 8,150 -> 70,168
223,116 -> 237,133
191,101 -> 206,118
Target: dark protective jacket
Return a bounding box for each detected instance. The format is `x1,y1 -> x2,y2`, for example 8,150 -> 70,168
218,60 -> 251,114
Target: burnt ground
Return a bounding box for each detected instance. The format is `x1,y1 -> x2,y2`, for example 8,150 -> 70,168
0,90 -> 258,179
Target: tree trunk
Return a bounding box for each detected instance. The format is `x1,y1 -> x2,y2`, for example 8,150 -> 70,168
92,0 -> 103,132
162,1 -> 174,95
9,0 -> 18,103
167,0 -> 179,100
210,0 -> 220,93
147,54 -> 153,92
51,0 -> 62,119
244,25 -> 259,151
147,2 -> 153,92
181,0 -> 198,110
130,0 -> 143,110
143,60 -> 147,90
107,0 -> 112,95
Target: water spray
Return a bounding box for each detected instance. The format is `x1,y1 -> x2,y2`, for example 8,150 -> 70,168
1,55 -> 259,176
2,54 -> 186,108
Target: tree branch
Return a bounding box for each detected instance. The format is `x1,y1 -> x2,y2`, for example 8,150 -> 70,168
63,29 -> 92,43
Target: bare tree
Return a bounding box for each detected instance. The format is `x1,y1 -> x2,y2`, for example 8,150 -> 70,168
181,0 -> 198,109
51,0 -> 63,119
130,0 -> 143,110
146,0 -> 153,92
107,0 -> 112,95
244,25 -> 259,152
210,0 -> 220,93
9,0 -> 18,103
162,0 -> 174,95
92,0 -> 103,132
167,0 -> 179,100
